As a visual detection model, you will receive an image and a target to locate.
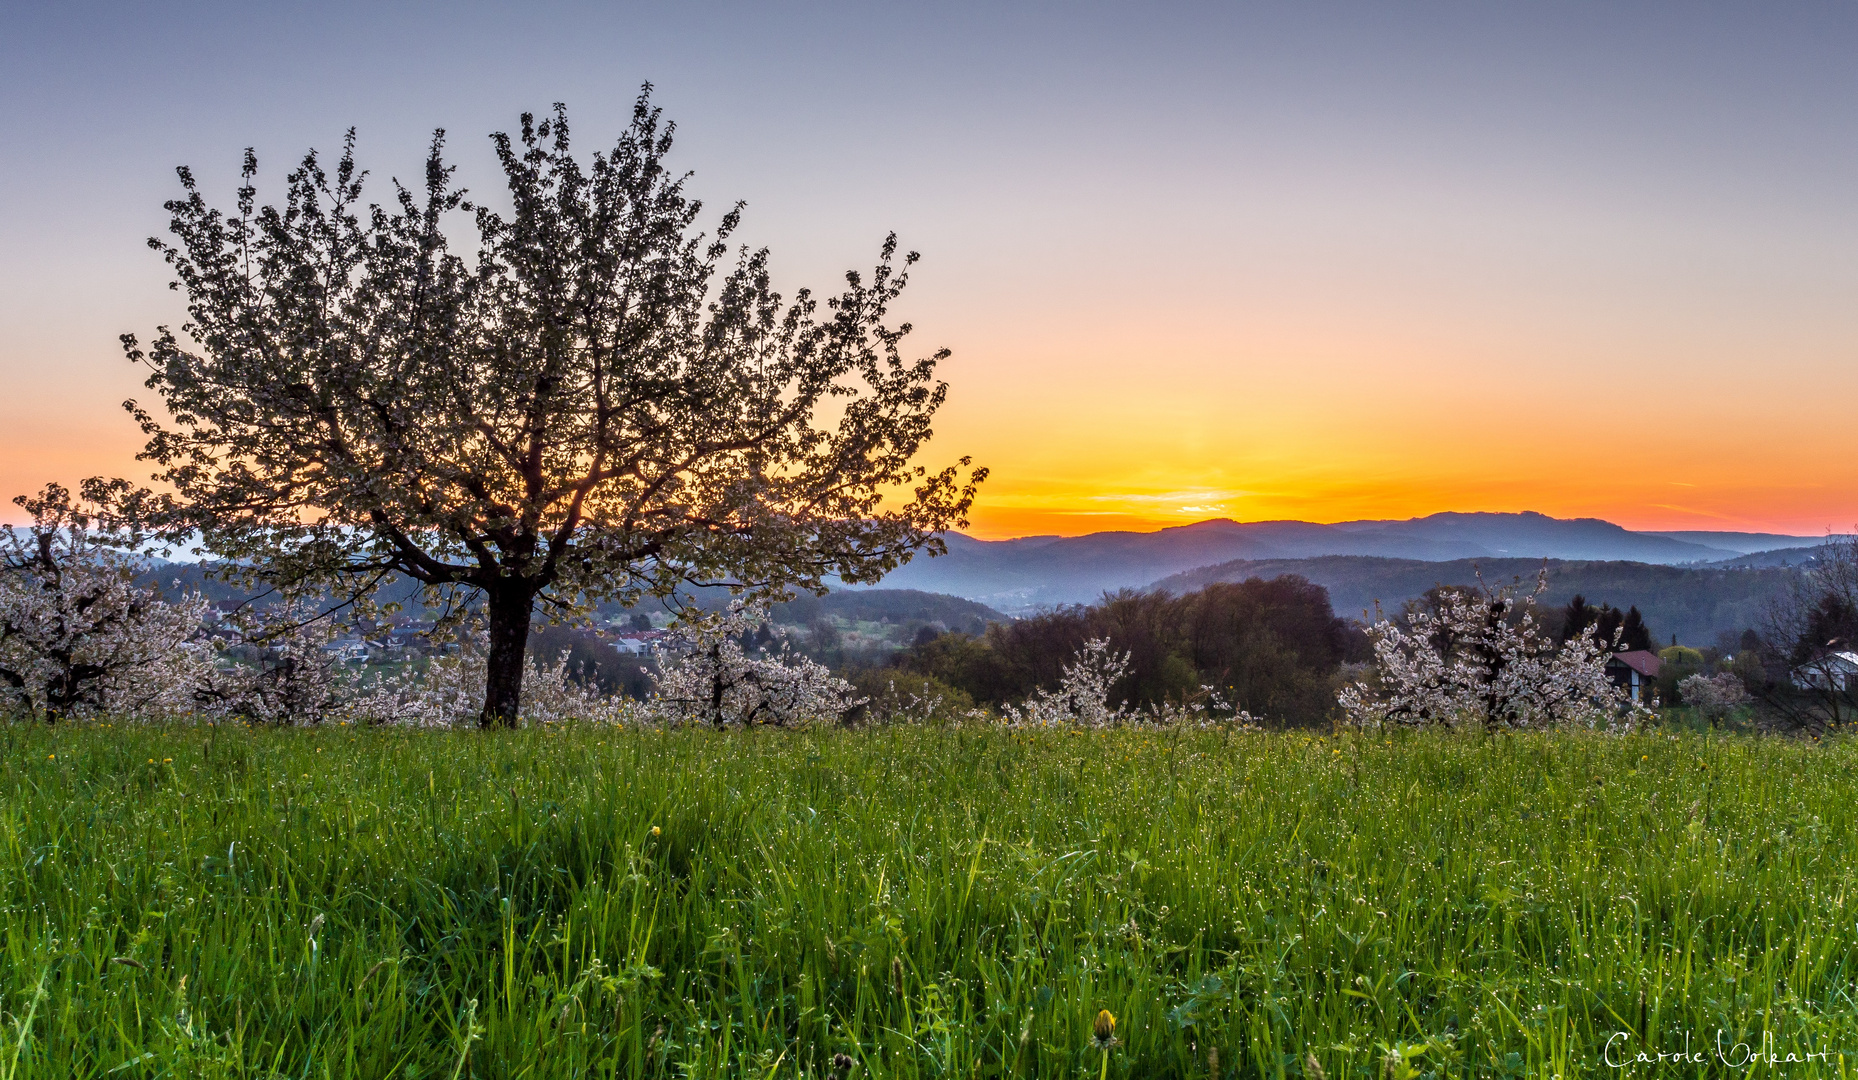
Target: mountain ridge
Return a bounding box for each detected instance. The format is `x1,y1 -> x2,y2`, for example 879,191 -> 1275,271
861,511 -> 1817,611
1150,554 -> 1802,647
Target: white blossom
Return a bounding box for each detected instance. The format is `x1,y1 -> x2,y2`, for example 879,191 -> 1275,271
191,603 -> 351,723
332,602 -> 856,729
1338,568 -> 1646,731
1678,671 -> 1751,723
858,679 -> 955,727
346,634 -> 645,728
0,486 -> 210,720
1000,637 -> 1258,729
1000,638 -> 1133,728
648,601 -> 861,728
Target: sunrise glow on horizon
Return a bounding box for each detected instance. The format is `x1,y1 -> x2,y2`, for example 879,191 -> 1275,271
3,3 -> 1854,539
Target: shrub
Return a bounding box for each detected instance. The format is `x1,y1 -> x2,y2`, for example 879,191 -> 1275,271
844,669 -> 975,726
998,637 -> 1257,729
192,604 -> 348,724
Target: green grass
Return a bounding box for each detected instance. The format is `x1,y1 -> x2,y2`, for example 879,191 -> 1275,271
1,723 -> 1856,1078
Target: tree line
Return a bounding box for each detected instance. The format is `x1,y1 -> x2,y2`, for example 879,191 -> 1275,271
865,576 -> 1369,727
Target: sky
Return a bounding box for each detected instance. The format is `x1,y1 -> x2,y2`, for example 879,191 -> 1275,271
2,1 -> 1855,539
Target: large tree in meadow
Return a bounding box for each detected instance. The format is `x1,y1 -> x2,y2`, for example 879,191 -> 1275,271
121,89 -> 984,726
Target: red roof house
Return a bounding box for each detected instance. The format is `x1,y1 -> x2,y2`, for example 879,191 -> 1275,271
1605,650 -> 1662,704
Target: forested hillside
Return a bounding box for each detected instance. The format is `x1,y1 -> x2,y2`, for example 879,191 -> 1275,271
882,578 -> 1365,726
1153,556 -> 1796,646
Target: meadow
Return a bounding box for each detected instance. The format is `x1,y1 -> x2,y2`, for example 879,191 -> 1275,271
1,722 -> 1854,1079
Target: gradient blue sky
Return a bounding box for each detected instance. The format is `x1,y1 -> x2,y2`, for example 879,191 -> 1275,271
3,2 -> 1855,535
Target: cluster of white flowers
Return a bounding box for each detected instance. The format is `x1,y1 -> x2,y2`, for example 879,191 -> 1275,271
648,601 -> 861,728
0,500 -> 648,728
0,510 -> 860,726
193,604 -> 349,723
347,601 -> 861,729
857,680 -> 981,727
1678,671 -> 1751,723
345,636 -> 647,727
999,637 -> 1257,729
1338,569 -> 1646,731
0,498 -> 210,720
1001,638 -> 1132,727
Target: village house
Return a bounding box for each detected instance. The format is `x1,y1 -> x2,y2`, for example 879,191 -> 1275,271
321,635 -> 371,664
611,629 -> 668,655
1792,650 -> 1858,692
1605,650 -> 1662,704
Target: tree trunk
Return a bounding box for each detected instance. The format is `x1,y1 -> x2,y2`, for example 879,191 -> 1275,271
482,587 -> 537,728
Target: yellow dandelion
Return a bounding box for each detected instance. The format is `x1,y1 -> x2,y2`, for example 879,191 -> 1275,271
650,826 -> 661,837
1092,1008 -> 1119,1080
1092,1008 -> 1117,1048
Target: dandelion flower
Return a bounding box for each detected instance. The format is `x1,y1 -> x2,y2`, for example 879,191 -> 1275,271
650,826 -> 661,836
1092,1009 -> 1117,1049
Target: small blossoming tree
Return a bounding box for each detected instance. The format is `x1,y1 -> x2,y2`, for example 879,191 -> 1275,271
1338,568 -> 1646,731
1000,637 -> 1256,728
1678,671 -> 1751,725
1001,638 -> 1133,727
0,483 -> 209,720
191,603 -> 350,724
650,601 -> 860,728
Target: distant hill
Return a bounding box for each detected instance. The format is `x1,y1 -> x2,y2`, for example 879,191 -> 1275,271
1152,555 -> 1798,647
1324,512 -> 1748,561
134,563 -> 440,615
1646,531 -> 1832,554
861,511 -> 1753,610
768,589 -> 1006,635
1705,544 -> 1842,569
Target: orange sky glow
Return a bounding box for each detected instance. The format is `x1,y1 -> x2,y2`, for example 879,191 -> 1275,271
3,5 -> 1855,540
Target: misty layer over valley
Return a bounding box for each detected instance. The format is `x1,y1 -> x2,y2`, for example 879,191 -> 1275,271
832,510 -> 1831,640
